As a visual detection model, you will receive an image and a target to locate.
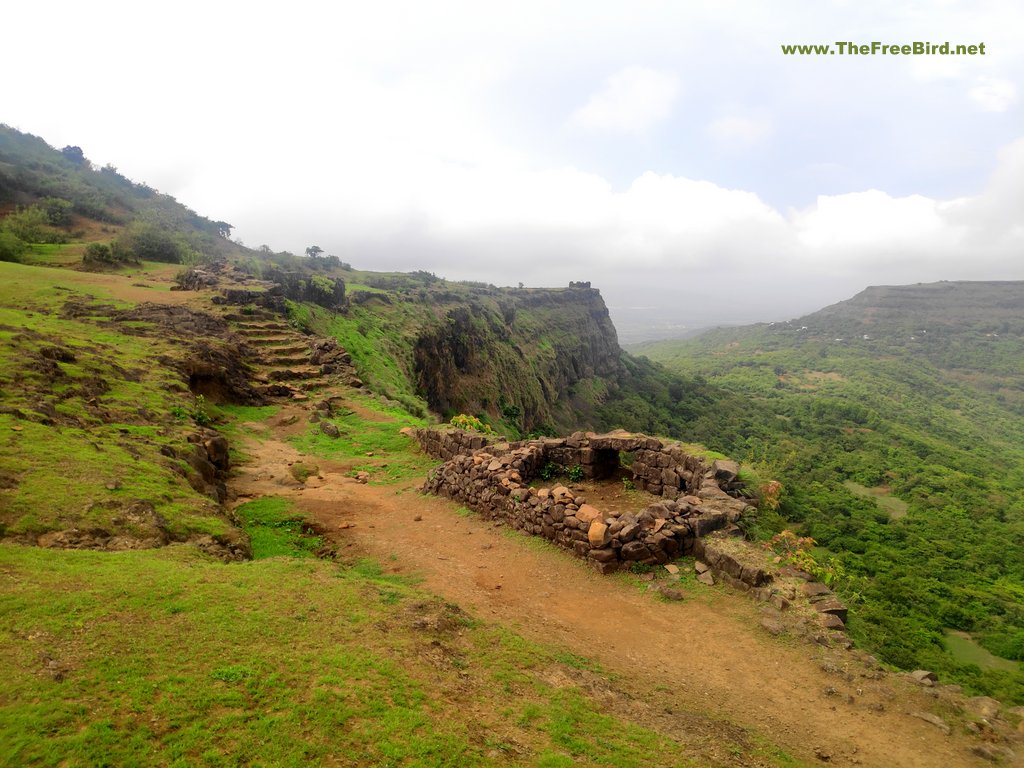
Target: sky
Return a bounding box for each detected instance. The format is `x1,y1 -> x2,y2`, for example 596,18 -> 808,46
4,0 -> 1023,341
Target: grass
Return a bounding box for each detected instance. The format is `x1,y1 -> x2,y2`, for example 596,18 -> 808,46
290,392 -> 436,483
0,543 -> 783,767
232,497 -> 323,559
943,630 -> 1019,672
288,300 -> 431,417
842,480 -> 908,519
0,267 -> 232,540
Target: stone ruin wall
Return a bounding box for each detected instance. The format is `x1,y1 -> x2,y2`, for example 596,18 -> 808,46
415,428 -> 754,575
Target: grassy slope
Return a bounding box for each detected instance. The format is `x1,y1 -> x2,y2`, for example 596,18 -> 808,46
0,323 -> 791,767
0,262 -> 230,540
635,284 -> 1024,702
1,543 -> 726,768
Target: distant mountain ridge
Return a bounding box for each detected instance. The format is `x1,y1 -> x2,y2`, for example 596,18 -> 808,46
793,280 -> 1024,336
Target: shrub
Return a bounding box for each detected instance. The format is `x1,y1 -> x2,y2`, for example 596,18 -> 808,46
449,414 -> 494,434
539,462 -> 559,481
192,395 -> 212,426
567,464 -> 584,483
3,205 -> 66,243
763,530 -> 844,585
113,222 -> 185,263
0,231 -> 26,263
42,197 -> 74,226
82,242 -> 116,265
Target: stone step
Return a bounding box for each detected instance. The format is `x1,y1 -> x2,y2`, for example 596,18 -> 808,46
264,345 -> 309,356
235,327 -> 292,335
244,336 -> 304,347
223,312 -> 280,322
234,322 -> 291,332
260,354 -> 310,367
267,367 -> 323,382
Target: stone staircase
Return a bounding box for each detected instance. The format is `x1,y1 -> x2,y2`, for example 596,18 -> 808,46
222,310 -> 361,401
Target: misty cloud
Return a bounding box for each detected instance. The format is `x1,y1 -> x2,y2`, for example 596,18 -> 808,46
568,67 -> 680,136
3,0 -> 1021,335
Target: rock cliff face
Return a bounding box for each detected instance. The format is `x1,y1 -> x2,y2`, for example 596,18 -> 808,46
412,286 -> 625,432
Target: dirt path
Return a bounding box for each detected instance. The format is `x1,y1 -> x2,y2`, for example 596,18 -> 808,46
229,424 -> 1001,768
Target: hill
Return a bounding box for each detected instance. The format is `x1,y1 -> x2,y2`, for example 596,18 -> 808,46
2,127 -> 1022,764
0,123 -> 244,267
635,281 -> 1024,702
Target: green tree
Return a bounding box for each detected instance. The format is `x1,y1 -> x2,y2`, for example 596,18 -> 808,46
42,197 -> 74,226
112,222 -> 183,263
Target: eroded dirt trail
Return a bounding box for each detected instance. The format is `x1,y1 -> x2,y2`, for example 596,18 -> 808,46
230,419 -> 998,768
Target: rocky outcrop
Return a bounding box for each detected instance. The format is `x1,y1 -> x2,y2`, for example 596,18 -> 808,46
161,429 -> 232,503
213,270 -> 346,311
412,287 -> 625,432
416,428 -> 751,573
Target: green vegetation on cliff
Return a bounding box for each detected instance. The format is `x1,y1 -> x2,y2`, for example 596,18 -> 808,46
287,270 -> 745,445
635,281 -> 1024,702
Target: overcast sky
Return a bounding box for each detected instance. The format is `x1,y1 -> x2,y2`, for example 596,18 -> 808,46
4,1 -> 1022,340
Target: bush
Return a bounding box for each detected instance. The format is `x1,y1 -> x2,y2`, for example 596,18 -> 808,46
82,242 -> 114,264
3,205 -> 66,243
112,222 -> 186,263
449,414 -> 494,434
42,197 -> 74,226
0,231 -> 26,263
539,462 -> 559,481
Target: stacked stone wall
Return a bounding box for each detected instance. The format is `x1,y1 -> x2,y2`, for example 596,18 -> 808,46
415,428 -> 752,574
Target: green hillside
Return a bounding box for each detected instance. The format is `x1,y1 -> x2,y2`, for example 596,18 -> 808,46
3,124 -> 1022,765
0,124 -> 243,267
635,282 -> 1024,701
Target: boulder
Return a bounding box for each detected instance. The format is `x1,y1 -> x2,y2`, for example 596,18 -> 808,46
620,541 -> 651,562
711,459 -> 740,483
910,670 -> 938,686
760,616 -> 786,635
588,520 -> 610,547
910,711 -> 950,735
202,435 -> 230,470
813,599 -> 848,623
576,504 -> 602,524
588,547 -> 616,563
802,582 -> 832,598
319,421 -> 340,439
819,613 -> 846,631
965,696 -> 1001,720
619,522 -> 639,542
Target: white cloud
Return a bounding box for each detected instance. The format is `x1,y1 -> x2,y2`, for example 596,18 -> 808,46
705,116 -> 772,146
793,190 -> 949,251
3,0 -> 1021,330
568,67 -> 679,136
969,77 -> 1017,112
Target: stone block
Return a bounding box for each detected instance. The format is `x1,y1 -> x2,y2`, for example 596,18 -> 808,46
588,547 -> 616,563
576,504 -> 602,524
620,540 -> 651,561
588,520 -> 610,547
